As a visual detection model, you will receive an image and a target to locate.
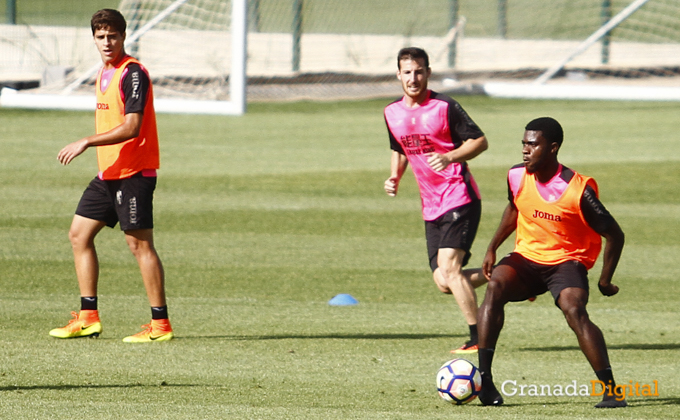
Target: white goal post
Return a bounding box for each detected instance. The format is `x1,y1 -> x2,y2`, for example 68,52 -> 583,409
0,0 -> 247,115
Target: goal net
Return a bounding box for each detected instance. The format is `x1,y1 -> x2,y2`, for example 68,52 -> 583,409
1,0 -> 680,111
249,0 -> 680,101
478,0 -> 680,100
242,0 -> 680,102
0,0 -> 246,115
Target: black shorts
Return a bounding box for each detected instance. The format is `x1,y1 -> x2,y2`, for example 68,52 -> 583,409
497,252 -> 589,307
75,173 -> 156,231
426,200 -> 481,271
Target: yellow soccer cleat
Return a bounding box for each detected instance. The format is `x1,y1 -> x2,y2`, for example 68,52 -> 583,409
122,319 -> 174,343
49,310 -> 102,339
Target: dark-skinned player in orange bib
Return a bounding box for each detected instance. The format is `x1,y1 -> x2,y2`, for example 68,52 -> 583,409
476,117 -> 626,408
51,9 -> 173,343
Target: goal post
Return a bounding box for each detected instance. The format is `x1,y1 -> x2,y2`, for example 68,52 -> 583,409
0,0 -> 247,115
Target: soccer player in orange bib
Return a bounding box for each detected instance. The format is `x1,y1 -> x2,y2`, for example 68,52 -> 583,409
476,117 -> 626,408
51,9 -> 173,343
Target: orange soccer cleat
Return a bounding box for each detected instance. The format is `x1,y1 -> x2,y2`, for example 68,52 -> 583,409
49,310 -> 102,339
122,319 -> 174,343
451,341 -> 479,354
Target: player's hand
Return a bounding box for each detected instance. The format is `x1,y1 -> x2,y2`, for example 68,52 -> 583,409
384,177 -> 399,197
598,282 -> 619,296
426,153 -> 452,172
58,139 -> 89,165
482,250 -> 496,280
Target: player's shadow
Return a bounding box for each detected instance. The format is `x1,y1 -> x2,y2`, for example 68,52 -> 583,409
520,343 -> 680,351
0,383 -> 200,392
515,400 -> 587,407
627,397 -> 680,406
505,397 -> 680,407
177,333 -> 466,341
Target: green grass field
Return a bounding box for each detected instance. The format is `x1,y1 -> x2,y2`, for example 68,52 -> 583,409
1,97 -> 679,419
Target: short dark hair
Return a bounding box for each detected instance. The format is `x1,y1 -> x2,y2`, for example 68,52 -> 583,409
397,47 -> 430,70
525,117 -> 563,146
91,9 -> 126,35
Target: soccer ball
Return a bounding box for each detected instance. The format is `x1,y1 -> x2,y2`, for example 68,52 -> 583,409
436,358 -> 482,404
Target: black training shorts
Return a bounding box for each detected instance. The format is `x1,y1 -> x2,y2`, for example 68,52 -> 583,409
75,173 -> 156,231
426,200 -> 481,271
497,252 -> 590,307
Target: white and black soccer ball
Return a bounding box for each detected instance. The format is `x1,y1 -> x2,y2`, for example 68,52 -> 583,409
436,358 -> 482,404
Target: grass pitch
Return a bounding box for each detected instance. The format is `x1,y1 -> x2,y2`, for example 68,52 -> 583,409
0,97 -> 679,419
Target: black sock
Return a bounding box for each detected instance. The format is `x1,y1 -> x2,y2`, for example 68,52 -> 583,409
595,367 -> 616,397
469,324 -> 478,344
81,296 -> 98,311
478,348 -> 495,377
151,306 -> 169,320
477,347 -> 503,405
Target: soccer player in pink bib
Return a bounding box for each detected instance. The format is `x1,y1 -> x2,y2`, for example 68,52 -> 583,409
384,47 -> 488,354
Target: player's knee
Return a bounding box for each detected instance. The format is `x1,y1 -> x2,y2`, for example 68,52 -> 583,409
125,230 -> 156,255
484,279 -> 507,302
558,290 -> 589,321
433,272 -> 452,294
125,236 -> 151,256
67,227 -> 79,245
441,266 -> 465,285
68,227 -> 93,250
561,303 -> 589,327
437,284 -> 452,294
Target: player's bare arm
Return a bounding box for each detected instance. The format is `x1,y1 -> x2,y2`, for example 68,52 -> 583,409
482,202 -> 518,280
58,112 -> 143,165
385,151 -> 408,196
426,135 -> 488,171
597,219 -> 625,296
